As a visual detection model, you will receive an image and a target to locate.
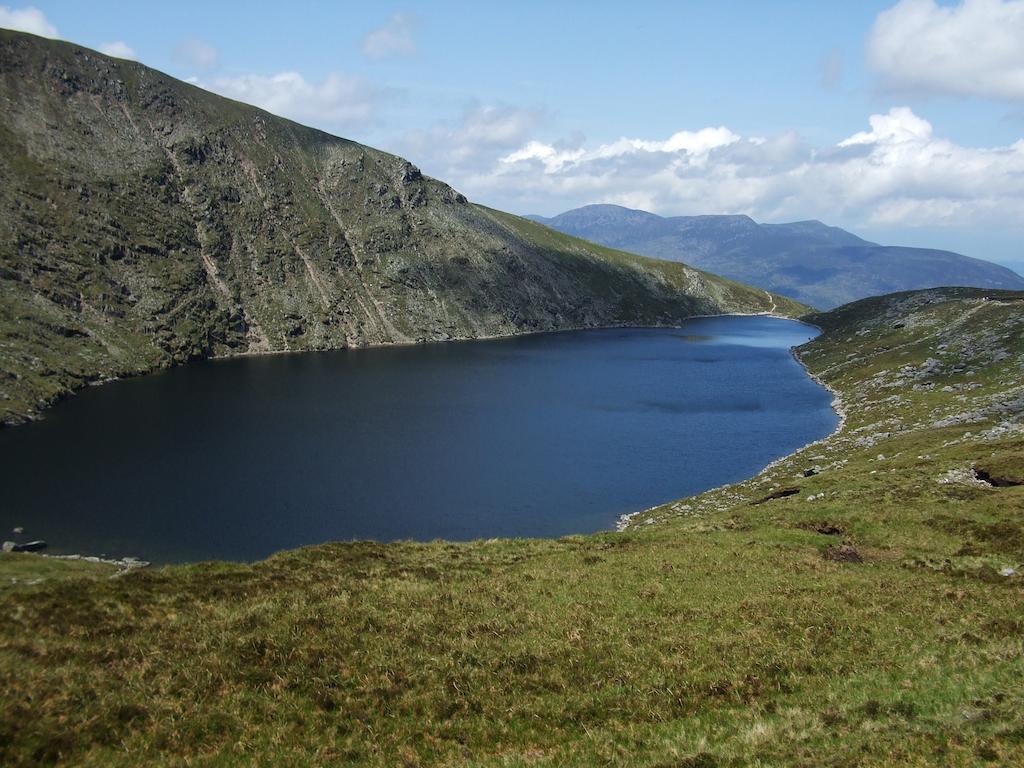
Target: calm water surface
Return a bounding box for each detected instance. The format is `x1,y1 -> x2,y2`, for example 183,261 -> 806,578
0,316 -> 836,562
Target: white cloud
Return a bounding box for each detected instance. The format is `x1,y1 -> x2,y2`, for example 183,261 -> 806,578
454,105 -> 540,147
99,41 -> 136,60
838,106 -> 933,146
496,126 -> 740,175
197,71 -> 383,128
441,107 -> 1024,232
173,39 -> 219,71
869,0 -> 1024,100
0,5 -> 57,37
361,12 -> 417,59
397,104 -> 545,174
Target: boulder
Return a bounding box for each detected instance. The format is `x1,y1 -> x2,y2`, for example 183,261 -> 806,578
11,540 -> 47,553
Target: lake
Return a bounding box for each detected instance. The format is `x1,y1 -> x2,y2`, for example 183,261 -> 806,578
0,316 -> 837,562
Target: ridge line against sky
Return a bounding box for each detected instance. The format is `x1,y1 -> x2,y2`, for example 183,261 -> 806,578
1,0 -> 1022,272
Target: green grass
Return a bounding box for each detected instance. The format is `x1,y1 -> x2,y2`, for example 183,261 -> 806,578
0,553 -> 117,589
1,288 -> 1022,766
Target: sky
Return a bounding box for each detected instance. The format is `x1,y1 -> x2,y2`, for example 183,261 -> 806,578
2,0 -> 1022,273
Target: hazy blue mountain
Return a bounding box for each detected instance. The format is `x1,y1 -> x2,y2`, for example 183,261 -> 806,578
528,205 -> 1024,308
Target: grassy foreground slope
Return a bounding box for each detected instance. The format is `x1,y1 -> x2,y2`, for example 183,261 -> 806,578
1,288 -> 1021,766
0,29 -> 800,425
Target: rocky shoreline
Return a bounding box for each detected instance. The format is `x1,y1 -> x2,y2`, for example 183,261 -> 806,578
2,548 -> 149,574
43,553 -> 150,571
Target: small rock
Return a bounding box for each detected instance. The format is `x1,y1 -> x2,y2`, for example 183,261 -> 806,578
1000,567 -> 1017,577
751,486 -> 801,505
824,544 -> 863,563
1,541 -> 15,553
11,540 -> 46,553
812,522 -> 844,536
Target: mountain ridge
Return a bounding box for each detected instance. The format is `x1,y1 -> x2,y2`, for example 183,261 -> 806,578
0,30 -> 801,425
528,203 -> 1024,309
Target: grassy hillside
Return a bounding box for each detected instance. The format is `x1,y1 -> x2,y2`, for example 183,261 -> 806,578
0,30 -> 799,425
1,287 -> 1021,766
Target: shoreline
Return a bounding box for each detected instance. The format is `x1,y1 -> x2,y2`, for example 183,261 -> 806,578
616,338 -> 847,532
208,309 -> 800,360
2,309 -> 802,428
0,550 -> 151,573
43,552 -> 150,571
4,311 -> 820,567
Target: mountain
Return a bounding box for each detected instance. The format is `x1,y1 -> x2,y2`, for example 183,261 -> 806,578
528,204 -> 1024,309
0,30 -> 802,425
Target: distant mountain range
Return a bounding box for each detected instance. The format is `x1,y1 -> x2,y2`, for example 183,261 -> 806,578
527,205 -> 1024,309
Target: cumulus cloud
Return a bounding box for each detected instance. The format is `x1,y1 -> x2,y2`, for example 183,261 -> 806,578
838,106 -> 933,147
500,127 -> 740,174
197,71 -> 384,129
453,105 -> 541,148
0,5 -> 57,37
99,41 -> 136,60
444,107 -> 1024,230
361,12 -> 417,59
868,0 -> 1024,100
399,104 -> 544,172
173,39 -> 219,71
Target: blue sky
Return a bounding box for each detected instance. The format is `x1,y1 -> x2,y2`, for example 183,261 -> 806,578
2,1 -> 1023,272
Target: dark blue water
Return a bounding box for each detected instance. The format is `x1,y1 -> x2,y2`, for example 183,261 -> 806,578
0,317 -> 836,562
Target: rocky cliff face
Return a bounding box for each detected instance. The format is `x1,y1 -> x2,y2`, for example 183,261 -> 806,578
0,30 -> 800,424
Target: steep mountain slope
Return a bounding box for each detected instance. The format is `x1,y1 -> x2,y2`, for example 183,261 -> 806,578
2,288 -> 1022,766
0,30 -> 800,425
529,204 -> 1024,309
